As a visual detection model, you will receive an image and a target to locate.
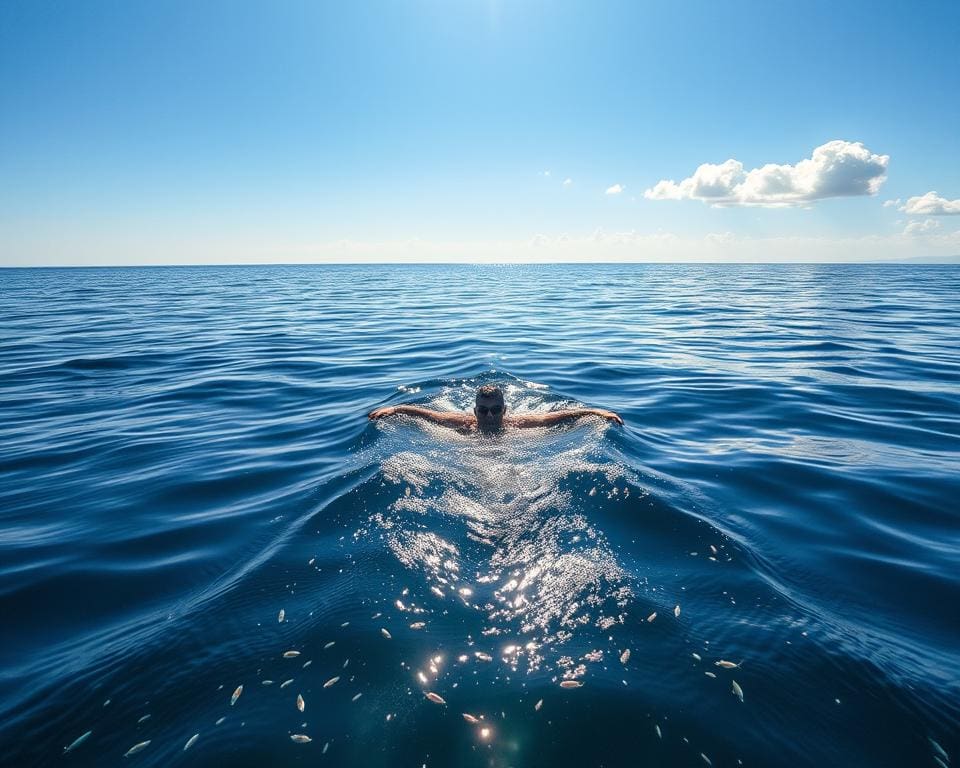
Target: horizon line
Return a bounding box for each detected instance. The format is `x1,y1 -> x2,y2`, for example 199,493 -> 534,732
3,257 -> 960,269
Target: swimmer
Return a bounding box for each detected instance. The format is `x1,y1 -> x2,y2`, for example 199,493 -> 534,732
368,384 -> 623,434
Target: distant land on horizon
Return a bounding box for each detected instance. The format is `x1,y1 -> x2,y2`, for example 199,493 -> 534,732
868,254 -> 960,264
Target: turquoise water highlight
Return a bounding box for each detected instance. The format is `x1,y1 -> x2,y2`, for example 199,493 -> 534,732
1,264 -> 958,766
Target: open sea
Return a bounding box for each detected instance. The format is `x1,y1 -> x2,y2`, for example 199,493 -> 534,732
1,263 -> 958,768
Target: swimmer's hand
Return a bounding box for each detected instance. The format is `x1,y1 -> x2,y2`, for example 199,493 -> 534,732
368,406 -> 397,420
591,408 -> 624,425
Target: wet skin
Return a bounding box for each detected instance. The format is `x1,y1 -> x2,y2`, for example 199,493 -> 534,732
368,396 -> 623,431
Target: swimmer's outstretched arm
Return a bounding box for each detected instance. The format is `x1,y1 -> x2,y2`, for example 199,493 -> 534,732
509,408 -> 624,427
368,405 -> 473,428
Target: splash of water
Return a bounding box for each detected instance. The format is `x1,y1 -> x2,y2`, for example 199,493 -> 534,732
361,380 -> 642,675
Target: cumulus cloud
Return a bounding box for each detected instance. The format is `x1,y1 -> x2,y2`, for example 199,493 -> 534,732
903,218 -> 941,235
883,198 -> 901,208
605,183 -> 625,195
899,191 -> 960,215
644,140 -> 889,208
563,178 -> 573,187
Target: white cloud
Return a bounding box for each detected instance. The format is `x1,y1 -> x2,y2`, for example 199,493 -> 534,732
900,191 -> 960,215
883,198 -> 901,208
705,231 -> 737,245
562,178 -> 573,187
644,140 -> 889,208
903,218 -> 941,235
539,170 -> 551,177
605,183 -> 625,195
528,233 -> 551,247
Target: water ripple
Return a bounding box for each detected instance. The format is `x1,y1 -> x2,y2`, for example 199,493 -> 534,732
0,264 -> 958,767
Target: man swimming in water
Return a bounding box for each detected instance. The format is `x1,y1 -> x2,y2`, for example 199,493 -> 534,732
368,384 -> 623,434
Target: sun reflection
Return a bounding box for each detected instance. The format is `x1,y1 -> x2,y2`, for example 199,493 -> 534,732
364,382 -> 643,686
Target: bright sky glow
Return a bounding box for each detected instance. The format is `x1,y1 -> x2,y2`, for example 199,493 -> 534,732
1,0 -> 959,264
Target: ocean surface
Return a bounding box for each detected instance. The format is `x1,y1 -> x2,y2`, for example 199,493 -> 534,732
1,264 -> 958,768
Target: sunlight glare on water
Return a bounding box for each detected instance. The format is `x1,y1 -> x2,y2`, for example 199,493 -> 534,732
364,381 -> 638,678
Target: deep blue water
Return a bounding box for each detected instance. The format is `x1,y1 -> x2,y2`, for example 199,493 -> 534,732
1,264 -> 958,768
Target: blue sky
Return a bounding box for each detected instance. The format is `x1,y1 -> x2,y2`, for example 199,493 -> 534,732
2,0 -> 959,264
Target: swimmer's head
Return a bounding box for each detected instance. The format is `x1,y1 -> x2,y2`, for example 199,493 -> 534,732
474,384 -> 506,433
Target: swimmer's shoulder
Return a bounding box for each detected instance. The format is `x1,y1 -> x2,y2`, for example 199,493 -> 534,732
504,414 -> 544,428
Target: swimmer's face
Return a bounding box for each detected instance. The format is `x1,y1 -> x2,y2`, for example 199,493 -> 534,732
474,392 -> 506,433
